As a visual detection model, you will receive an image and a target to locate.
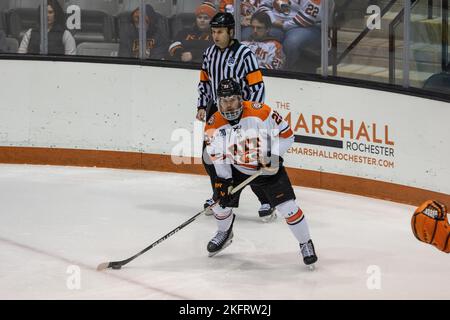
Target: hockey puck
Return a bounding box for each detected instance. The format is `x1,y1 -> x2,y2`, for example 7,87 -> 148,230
111,265 -> 122,270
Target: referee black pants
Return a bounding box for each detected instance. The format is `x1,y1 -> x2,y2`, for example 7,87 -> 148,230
203,103 -> 270,206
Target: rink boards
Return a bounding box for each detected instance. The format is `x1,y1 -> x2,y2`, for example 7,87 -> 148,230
0,59 -> 448,205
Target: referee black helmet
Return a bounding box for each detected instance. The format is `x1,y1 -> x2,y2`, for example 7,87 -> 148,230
210,12 -> 235,29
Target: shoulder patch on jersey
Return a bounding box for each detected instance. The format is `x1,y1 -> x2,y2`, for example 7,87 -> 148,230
205,112 -> 229,131
252,103 -> 263,110
241,101 -> 271,122
207,114 -> 215,125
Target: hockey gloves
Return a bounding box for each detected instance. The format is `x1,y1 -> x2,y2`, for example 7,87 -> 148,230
214,177 -> 234,208
411,200 -> 450,253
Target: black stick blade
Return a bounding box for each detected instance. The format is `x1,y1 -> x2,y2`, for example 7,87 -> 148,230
111,262 -> 122,269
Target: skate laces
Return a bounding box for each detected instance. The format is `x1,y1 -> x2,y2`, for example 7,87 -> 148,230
211,230 -> 229,246
300,241 -> 314,257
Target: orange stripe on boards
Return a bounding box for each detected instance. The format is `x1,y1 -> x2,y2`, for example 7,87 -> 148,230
246,70 -> 263,86
0,146 -> 448,207
286,208 -> 303,224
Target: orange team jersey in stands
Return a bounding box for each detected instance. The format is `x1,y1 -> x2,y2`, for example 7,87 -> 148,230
258,0 -> 322,29
204,101 -> 294,178
242,38 -> 285,69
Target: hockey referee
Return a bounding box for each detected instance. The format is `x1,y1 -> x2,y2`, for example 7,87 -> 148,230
196,11 -> 275,222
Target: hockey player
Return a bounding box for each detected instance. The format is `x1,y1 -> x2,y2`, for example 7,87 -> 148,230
204,78 -> 318,267
197,12 -> 275,221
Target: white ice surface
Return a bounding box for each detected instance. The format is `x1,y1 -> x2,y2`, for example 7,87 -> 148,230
0,164 -> 448,300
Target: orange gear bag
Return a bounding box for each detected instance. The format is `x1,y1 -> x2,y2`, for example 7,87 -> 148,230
411,200 -> 450,253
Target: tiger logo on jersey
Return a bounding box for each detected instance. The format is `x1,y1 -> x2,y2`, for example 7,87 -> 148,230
252,103 -> 263,110
207,114 -> 215,125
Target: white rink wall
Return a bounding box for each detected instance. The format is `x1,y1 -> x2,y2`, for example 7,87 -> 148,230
0,59 -> 449,195
264,77 -> 450,195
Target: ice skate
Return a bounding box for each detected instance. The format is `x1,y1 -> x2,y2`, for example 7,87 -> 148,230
300,239 -> 318,270
258,204 -> 276,223
203,198 -> 215,216
207,214 -> 235,257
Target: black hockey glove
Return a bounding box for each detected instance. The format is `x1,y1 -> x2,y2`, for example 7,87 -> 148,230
214,177 -> 234,208
258,154 -> 283,175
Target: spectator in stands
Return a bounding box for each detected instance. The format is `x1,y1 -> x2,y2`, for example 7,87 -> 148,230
119,4 -> 169,59
0,29 -> 7,53
219,0 -> 261,40
257,0 -> 322,72
17,0 -> 76,55
242,11 -> 285,69
168,2 -> 216,63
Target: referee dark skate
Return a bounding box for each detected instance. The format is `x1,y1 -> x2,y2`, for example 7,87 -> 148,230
196,12 -> 275,222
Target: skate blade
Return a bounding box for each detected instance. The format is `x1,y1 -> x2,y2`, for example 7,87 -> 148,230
306,264 -> 316,271
208,239 -> 233,257
260,213 -> 277,223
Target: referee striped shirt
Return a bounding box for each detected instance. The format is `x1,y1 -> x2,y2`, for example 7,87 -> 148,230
197,40 -> 265,109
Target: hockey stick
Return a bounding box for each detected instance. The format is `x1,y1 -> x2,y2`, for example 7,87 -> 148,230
97,169 -> 264,271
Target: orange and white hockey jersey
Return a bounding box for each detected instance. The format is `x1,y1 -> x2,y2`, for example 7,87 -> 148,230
242,38 -> 285,69
204,101 -> 294,178
258,0 -> 322,30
